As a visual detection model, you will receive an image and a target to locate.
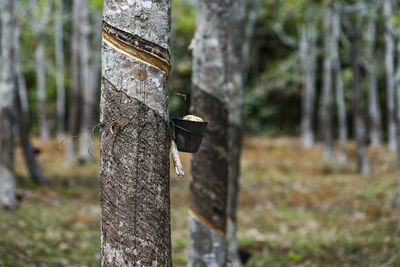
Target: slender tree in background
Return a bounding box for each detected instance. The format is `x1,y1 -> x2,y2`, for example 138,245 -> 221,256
350,27 -> 369,175
365,10 -> 381,147
384,0 -> 396,150
395,20 -> 400,208
55,0 -> 65,140
66,0 -> 81,162
100,0 -> 172,265
0,0 -> 17,208
332,5 -> 347,164
299,24 -> 317,148
14,9 -> 49,186
79,0 -> 93,159
320,0 -> 334,160
188,0 -> 230,265
33,0 -> 50,142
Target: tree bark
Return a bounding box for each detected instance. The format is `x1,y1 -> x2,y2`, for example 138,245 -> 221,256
384,0 -> 396,150
365,16 -> 382,147
320,2 -> 334,160
14,18 -> 49,186
188,0 -> 230,265
100,1 -> 172,265
350,32 -> 369,175
55,0 -> 65,140
0,0 -> 17,209
226,0 -> 248,265
79,0 -> 93,159
66,0 -> 81,162
299,24 -> 317,148
332,7 -> 347,164
34,0 -> 50,142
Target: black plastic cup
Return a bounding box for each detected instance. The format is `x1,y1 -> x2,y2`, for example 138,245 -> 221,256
172,118 -> 208,153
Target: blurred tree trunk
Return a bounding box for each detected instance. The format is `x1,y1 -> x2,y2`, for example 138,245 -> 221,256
350,32 -> 369,175
394,22 -> 400,208
226,1 -> 246,265
320,1 -> 334,160
0,0 -> 17,209
55,0 -> 65,140
365,16 -> 381,147
384,0 -> 396,151
66,0 -> 81,162
34,0 -> 50,142
14,17 -> 49,186
299,24 -> 317,148
188,0 -> 230,265
100,1 -> 172,265
79,0 -> 93,159
332,7 -> 347,164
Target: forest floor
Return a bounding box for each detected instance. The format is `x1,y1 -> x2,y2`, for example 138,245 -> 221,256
0,137 -> 400,266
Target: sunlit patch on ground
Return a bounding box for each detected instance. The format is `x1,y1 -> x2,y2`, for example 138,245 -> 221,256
1,137 -> 400,266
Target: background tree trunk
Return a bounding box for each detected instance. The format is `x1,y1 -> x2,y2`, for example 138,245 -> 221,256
34,0 -> 50,142
350,32 -> 369,175
332,7 -> 347,164
384,0 -> 396,150
320,2 -> 334,160
55,0 -> 65,140
14,17 -> 49,186
226,0 -> 247,265
188,0 -> 230,265
365,14 -> 381,147
100,0 -> 172,265
0,0 -> 17,209
66,0 -> 81,162
299,24 -> 317,148
79,0 -> 93,159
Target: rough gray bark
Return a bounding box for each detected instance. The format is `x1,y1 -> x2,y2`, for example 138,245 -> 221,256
55,0 -> 65,140
365,15 -> 382,147
0,0 -> 17,209
299,24 -> 317,148
350,32 -> 369,175
320,2 -> 334,160
189,0 -> 231,265
384,0 -> 396,150
79,0 -> 93,158
34,0 -> 50,142
226,1 -> 246,265
14,18 -> 49,186
332,7 -> 347,164
100,1 -> 172,265
66,0 -> 81,162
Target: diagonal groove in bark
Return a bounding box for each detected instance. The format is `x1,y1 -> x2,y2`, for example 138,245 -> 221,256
102,24 -> 171,77
189,208 -> 226,237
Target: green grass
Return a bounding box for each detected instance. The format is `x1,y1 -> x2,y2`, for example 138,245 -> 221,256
1,137 -> 400,266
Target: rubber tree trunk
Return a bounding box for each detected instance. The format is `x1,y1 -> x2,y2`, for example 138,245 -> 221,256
100,0 -> 172,265
188,0 -> 231,266
79,0 -> 93,159
384,0 -> 396,150
55,0 -> 65,140
226,0 -> 246,265
14,20 -> 49,186
34,0 -> 50,142
365,16 -> 382,147
332,7 -> 347,164
320,2 -> 334,160
66,0 -> 81,162
299,24 -> 317,148
350,33 -> 369,175
0,0 -> 17,209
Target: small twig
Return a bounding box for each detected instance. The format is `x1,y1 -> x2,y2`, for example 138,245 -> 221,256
171,92 -> 187,101
170,139 -> 184,178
